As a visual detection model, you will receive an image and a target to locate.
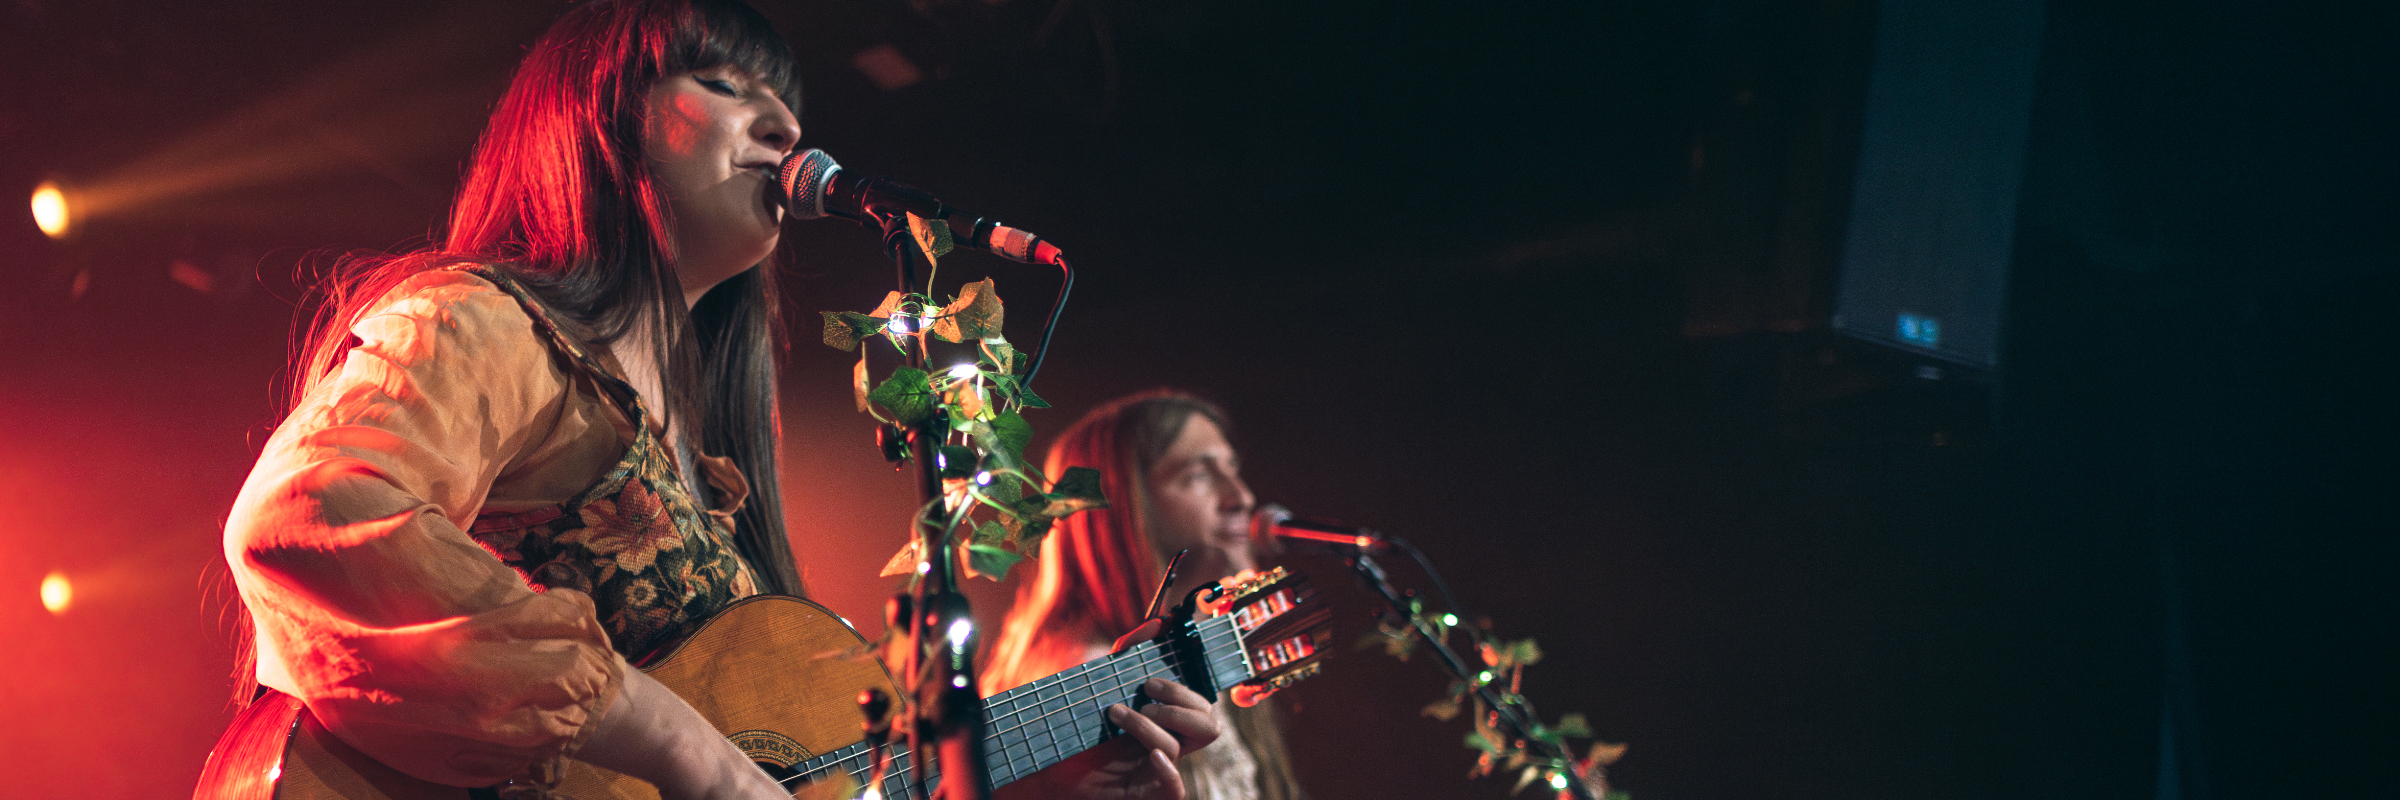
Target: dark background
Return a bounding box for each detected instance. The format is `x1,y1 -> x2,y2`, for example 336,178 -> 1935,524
0,0 -> 2388,798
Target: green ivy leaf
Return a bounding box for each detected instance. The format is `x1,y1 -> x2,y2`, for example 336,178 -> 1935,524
820,311 -> 886,352
1047,466 -> 1105,505
972,519 -> 1009,545
952,279 -> 1004,340
869,367 -> 935,427
1556,713 -> 1592,739
1529,723 -> 1565,748
978,472 -> 1027,505
930,279 -> 1004,343
981,338 -> 1018,376
1017,384 -> 1051,409
1003,512 -> 1053,546
908,213 -> 953,266
1465,731 -> 1500,754
966,543 -> 1024,581
990,411 -> 1033,468
821,311 -> 858,352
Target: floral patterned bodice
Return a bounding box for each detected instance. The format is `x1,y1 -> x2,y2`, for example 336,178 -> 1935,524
459,266 -> 761,661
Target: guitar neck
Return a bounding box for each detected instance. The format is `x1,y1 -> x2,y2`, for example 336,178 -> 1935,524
786,615 -> 1248,793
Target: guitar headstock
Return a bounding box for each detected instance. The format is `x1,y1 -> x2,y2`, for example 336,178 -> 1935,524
1195,567 -> 1332,707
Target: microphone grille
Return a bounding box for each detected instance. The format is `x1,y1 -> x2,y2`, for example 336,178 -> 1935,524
778,148 -> 840,220
1252,503 -> 1292,532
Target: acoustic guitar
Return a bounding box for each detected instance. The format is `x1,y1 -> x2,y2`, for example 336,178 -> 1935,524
192,568 -> 1329,800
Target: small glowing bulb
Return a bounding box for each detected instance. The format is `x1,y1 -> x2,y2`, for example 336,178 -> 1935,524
952,675 -> 969,689
886,315 -> 912,335
861,787 -> 882,800
31,180 -> 71,239
946,617 -> 975,650
947,363 -> 979,381
1549,773 -> 1568,791
916,560 -> 932,575
974,471 -> 992,486
1441,613 -> 1459,627
39,571 -> 71,615
1476,670 -> 1494,685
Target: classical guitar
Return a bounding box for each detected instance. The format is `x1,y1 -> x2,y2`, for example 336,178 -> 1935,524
193,568 -> 1329,800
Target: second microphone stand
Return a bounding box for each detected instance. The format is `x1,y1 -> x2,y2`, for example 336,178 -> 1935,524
1346,541 -> 1604,800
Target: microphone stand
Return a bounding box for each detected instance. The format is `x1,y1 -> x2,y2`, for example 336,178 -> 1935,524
1347,544 -> 1602,800
872,208 -> 992,800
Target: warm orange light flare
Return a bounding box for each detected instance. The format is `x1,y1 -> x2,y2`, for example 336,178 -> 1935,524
32,180 -> 72,239
40,571 -> 73,615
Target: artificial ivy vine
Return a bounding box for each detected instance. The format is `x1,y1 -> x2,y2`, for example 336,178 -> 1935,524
1367,598 -> 1629,799
820,223 -> 1103,584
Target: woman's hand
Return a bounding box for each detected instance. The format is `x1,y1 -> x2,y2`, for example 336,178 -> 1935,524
996,677 -> 1221,800
578,669 -> 794,800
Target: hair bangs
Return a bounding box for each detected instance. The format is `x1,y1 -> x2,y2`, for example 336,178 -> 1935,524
667,0 -> 802,116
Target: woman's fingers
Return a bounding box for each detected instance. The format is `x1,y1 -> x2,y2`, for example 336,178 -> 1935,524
1144,747 -> 1186,800
1137,678 -> 1219,754
1108,703 -> 1181,759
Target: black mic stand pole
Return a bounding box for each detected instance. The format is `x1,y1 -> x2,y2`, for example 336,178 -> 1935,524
1347,546 -> 1600,800
872,207 -> 993,800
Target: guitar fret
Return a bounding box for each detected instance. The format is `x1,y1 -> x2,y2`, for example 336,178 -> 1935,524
783,614 -> 1266,797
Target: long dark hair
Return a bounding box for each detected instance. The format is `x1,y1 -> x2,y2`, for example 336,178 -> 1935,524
986,390 -> 1230,682
289,0 -> 805,596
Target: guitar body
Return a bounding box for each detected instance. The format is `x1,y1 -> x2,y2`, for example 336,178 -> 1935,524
194,595 -> 895,800
198,570 -> 1328,800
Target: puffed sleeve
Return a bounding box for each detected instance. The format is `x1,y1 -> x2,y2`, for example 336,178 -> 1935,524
224,270 -> 625,788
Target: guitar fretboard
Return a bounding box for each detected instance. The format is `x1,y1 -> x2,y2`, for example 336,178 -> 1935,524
780,614 -> 1247,794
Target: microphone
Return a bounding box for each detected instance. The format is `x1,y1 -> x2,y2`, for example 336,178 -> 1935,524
778,148 -> 1062,267
1252,504 -> 1390,554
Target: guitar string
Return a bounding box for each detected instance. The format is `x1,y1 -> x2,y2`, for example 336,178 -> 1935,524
773,640 -> 1167,790
776,613 -> 1255,792
801,613 -> 1254,794
981,615 -> 1250,783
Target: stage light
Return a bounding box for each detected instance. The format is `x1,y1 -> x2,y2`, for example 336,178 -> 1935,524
40,571 -> 73,615
32,180 -> 73,239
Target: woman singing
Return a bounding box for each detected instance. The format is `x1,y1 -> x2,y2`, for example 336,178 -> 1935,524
215,2 -> 1211,798
984,391 -> 1310,800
